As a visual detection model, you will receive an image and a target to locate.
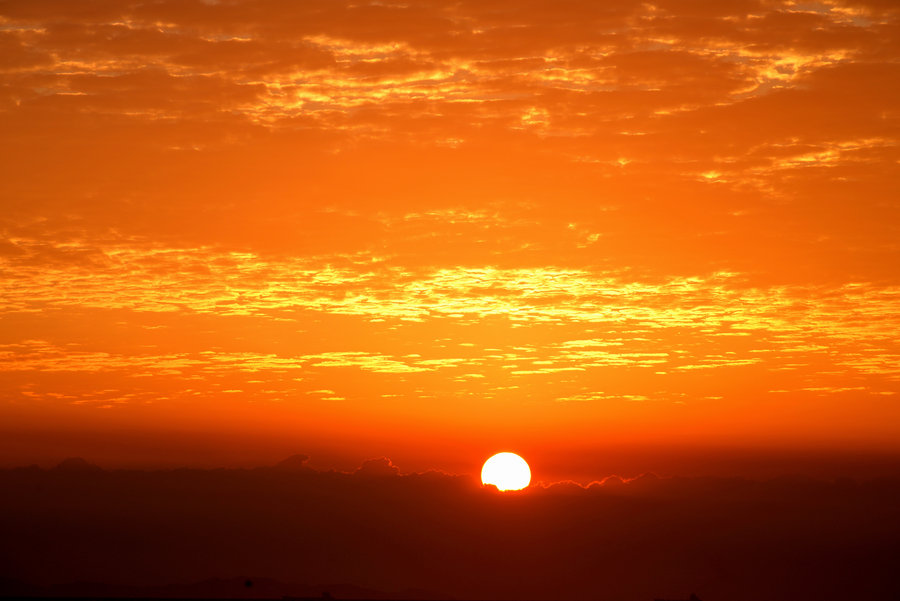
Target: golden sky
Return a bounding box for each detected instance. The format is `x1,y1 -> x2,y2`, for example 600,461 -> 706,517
1,0 -> 899,475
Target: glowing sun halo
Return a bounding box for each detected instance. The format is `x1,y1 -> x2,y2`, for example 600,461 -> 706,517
481,452 -> 531,491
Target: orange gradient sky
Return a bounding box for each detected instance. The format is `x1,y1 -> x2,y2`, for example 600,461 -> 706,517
1,0 -> 899,477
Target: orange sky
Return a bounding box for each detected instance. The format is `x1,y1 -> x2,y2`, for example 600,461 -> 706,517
1,0 -> 899,477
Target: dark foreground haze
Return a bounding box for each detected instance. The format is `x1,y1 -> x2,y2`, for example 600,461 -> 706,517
2,456 -> 898,601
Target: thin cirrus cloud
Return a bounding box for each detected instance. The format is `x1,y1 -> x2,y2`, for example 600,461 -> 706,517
2,242 -> 896,412
0,0 -> 898,465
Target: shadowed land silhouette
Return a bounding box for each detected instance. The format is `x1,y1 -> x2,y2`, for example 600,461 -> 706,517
1,457 -> 898,601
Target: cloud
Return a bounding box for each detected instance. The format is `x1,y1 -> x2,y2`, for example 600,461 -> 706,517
0,0 -> 898,474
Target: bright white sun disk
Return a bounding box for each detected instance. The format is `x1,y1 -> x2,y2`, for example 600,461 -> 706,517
481,452 -> 531,491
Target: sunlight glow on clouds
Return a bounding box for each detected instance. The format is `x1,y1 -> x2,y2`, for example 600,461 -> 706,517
1,0 -> 898,460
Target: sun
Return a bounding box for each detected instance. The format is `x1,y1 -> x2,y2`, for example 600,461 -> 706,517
481,452 -> 531,491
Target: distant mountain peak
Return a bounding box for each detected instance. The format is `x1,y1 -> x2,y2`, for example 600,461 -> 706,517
273,454 -> 313,472
354,457 -> 399,478
53,457 -> 102,471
